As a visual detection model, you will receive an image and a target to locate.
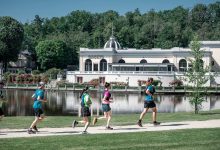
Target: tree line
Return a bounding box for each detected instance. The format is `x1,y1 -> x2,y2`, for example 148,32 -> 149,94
0,2 -> 220,71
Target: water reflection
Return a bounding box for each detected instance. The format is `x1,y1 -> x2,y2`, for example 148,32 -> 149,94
2,89 -> 220,116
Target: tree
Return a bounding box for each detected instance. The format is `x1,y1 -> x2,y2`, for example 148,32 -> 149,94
0,16 -> 24,72
35,40 -> 72,70
185,35 -> 210,114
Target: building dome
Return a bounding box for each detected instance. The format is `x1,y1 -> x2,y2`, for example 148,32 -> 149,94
104,36 -> 121,50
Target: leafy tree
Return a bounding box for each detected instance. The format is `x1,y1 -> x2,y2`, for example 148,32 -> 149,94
19,1 -> 220,70
44,68 -> 62,80
35,40 -> 72,70
185,36 -> 210,114
0,16 -> 24,72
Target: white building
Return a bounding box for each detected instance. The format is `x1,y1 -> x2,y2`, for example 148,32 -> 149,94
67,35 -> 220,87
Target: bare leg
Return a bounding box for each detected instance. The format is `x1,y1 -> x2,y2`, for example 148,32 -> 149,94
30,117 -> 39,129
97,112 -> 108,120
139,108 -> 149,121
106,111 -> 112,127
78,117 -> 90,132
152,107 -> 157,122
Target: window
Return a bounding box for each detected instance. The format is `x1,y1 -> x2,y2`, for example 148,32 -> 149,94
93,64 -> 98,71
77,77 -> 83,83
100,59 -> 107,71
140,59 -> 147,63
118,59 -> 125,63
179,59 -> 187,72
162,59 -> 170,63
212,61 -> 214,66
99,77 -> 105,85
85,59 -> 92,71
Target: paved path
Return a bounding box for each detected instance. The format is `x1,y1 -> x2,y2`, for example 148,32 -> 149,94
1,119 -> 220,139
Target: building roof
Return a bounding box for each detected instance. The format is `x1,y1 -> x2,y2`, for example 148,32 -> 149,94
104,36 -> 121,50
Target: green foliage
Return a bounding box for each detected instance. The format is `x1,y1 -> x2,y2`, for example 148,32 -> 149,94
0,16 -> 24,71
31,70 -> 41,75
152,80 -> 162,86
20,2 -> 220,69
185,35 -> 211,114
35,40 -> 72,70
169,79 -> 183,87
17,70 -> 26,75
44,68 -> 62,79
3,72 -> 10,80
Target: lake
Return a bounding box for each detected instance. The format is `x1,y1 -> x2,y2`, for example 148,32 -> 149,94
1,89 -> 220,116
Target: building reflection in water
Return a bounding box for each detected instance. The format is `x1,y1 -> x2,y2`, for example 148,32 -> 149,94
3,89 -> 220,116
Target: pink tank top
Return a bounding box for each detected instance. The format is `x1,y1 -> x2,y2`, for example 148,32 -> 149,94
102,90 -> 111,104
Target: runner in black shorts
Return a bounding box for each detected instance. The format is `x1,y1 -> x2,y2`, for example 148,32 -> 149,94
72,87 -> 92,134
137,78 -> 160,127
28,82 -> 47,134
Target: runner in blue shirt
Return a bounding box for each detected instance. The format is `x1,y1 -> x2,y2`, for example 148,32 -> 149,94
137,78 -> 160,127
28,82 -> 47,134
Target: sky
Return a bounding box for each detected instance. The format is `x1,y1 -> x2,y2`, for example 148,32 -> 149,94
0,0 -> 219,23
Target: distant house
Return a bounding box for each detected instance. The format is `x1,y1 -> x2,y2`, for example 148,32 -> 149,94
8,50 -> 36,73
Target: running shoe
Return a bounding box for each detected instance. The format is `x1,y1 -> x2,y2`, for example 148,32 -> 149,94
137,120 -> 143,127
27,128 -> 36,134
81,130 -> 88,134
153,121 -> 161,125
72,120 -> 78,128
106,126 -> 113,130
33,125 -> 39,132
93,117 -> 98,125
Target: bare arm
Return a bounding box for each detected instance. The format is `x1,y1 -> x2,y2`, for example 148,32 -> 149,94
37,95 -> 47,102
146,89 -> 152,96
102,95 -> 113,102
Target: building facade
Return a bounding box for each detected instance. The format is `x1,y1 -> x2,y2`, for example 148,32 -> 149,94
67,36 -> 220,87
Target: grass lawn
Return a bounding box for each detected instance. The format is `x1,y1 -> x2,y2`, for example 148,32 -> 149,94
0,109 -> 220,129
0,128 -> 220,150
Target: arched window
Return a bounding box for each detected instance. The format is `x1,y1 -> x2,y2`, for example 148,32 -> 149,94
140,59 -> 147,63
162,59 -> 170,63
100,59 -> 107,71
85,59 -> 92,71
118,59 -> 125,63
195,59 -> 204,71
179,59 -> 187,72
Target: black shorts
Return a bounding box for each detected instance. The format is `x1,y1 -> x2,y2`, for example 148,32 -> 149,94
0,108 -> 4,116
144,101 -> 156,108
81,107 -> 91,117
34,108 -> 44,117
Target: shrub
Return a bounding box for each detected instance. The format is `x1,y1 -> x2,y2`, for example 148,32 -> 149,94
44,68 -> 62,79
32,70 -> 41,75
169,79 -> 183,87
152,80 -> 162,86
88,79 -> 99,87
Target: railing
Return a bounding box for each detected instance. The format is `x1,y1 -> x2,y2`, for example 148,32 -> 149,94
67,71 -> 176,75
67,71 -> 218,76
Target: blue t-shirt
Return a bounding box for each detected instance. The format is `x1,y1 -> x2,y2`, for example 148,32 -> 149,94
33,89 -> 44,109
145,85 -> 154,102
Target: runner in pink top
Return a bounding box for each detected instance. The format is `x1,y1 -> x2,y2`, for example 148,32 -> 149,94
102,89 -> 111,104
93,82 -> 113,130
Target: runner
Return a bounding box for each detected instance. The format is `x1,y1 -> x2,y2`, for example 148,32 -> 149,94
27,82 -> 47,134
137,78 -> 160,127
93,82 -> 113,130
0,80 -> 6,120
0,98 -> 6,120
72,86 -> 92,134
0,80 -> 5,99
